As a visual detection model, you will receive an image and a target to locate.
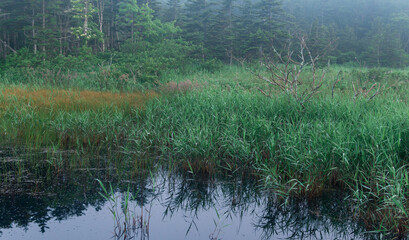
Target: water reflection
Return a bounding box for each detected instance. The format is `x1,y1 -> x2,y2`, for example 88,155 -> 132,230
256,192 -> 363,240
0,167 -> 372,239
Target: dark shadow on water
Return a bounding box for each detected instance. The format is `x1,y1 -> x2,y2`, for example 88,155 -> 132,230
0,151 -> 379,240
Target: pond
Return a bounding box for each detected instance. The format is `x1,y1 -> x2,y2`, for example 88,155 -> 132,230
0,151 -> 372,240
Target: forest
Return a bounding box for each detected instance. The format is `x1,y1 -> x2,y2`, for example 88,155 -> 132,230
1,0 -> 409,74
2,0 -> 409,239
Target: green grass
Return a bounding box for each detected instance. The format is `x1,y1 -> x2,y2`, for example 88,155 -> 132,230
1,64 -> 409,236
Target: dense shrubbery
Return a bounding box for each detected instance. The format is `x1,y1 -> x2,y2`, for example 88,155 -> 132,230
0,43 -> 191,89
0,43 -> 226,90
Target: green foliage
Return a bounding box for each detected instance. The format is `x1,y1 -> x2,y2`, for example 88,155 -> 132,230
1,0 -> 409,67
114,5 -> 192,82
1,5 -> 191,85
71,0 -> 102,42
252,0 -> 286,54
2,65 -> 409,235
163,0 -> 181,23
114,39 -> 190,82
350,67 -> 409,83
4,46 -> 99,71
3,47 -> 44,68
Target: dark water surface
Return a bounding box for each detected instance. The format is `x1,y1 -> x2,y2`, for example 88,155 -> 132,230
0,151 -> 370,240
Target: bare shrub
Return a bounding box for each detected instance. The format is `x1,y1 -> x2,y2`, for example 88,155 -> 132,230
254,35 -> 336,108
332,68 -> 383,102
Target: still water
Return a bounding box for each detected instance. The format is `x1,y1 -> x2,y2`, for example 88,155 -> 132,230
0,152 -> 370,240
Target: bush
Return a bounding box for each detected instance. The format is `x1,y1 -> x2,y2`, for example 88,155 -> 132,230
113,38 -> 193,83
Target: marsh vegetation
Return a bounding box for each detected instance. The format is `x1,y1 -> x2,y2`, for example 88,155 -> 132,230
1,65 -> 409,239
2,0 -> 409,239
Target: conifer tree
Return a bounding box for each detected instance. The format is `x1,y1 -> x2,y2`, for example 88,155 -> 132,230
163,0 -> 181,24
234,0 -> 257,58
182,0 -> 213,59
118,0 -> 139,42
210,0 -> 236,63
0,0 -> 27,57
252,0 -> 285,56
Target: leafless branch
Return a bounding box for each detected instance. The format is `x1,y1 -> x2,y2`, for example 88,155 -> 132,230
0,38 -> 17,53
368,86 -> 381,101
254,34 -> 336,108
332,72 -> 341,99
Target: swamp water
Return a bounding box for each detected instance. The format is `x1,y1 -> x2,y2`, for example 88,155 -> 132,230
0,151 -> 372,239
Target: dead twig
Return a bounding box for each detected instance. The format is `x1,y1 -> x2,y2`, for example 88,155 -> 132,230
332,71 -> 341,99
0,38 -> 17,53
253,34 -> 336,108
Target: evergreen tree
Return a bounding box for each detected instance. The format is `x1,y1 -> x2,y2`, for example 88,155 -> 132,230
252,0 -> 285,56
182,0 -> 213,59
305,20 -> 337,62
118,0 -> 139,42
235,0 -> 257,58
365,18 -> 408,67
163,0 -> 181,24
210,0 -> 236,63
0,0 -> 27,58
390,12 -> 409,55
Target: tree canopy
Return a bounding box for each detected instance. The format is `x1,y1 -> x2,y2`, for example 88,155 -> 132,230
0,0 -> 408,67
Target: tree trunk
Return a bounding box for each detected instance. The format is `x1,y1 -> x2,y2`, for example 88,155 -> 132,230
110,0 -> 114,49
84,0 -> 89,45
64,13 -> 70,55
107,22 -> 110,49
131,12 -> 134,42
42,0 -> 46,53
59,15 -> 63,55
3,32 -> 7,58
0,40 -> 4,60
228,1 -> 232,65
97,0 -> 105,52
32,8 -> 37,54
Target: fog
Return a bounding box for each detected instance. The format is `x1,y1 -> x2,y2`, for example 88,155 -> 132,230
1,0 -> 409,67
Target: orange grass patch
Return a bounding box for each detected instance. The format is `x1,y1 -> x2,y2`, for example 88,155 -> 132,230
0,88 -> 158,112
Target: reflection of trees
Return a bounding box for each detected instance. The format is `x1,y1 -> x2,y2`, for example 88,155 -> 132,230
0,195 -> 51,232
158,173 -> 369,239
160,172 -> 264,214
0,174 -> 106,232
256,192 -> 367,240
0,167 -> 372,239
161,173 -> 218,217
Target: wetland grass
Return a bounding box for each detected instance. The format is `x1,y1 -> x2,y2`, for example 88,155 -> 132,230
1,65 -> 409,236
134,66 -> 409,236
0,87 -> 158,149
0,87 -> 158,111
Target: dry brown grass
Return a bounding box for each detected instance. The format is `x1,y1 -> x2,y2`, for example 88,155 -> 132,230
159,80 -> 203,94
0,88 -> 158,112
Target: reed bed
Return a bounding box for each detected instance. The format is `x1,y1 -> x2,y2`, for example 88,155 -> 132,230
1,65 -> 409,236
132,86 -> 409,236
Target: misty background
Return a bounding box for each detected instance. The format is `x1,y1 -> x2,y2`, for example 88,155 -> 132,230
1,0 -> 409,70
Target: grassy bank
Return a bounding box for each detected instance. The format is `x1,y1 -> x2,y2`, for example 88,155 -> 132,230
0,87 -> 157,149
1,65 -> 409,236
